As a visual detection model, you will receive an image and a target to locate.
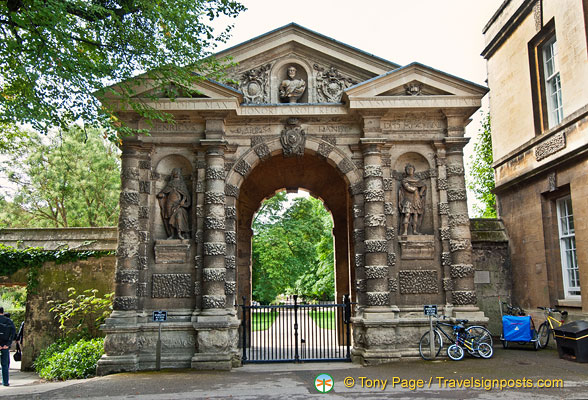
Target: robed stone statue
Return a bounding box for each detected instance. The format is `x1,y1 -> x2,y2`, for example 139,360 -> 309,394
398,163 -> 427,235
157,168 -> 191,239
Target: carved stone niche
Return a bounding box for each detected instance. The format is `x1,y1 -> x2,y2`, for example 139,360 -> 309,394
154,240 -> 191,264
397,235 -> 435,260
277,63 -> 308,103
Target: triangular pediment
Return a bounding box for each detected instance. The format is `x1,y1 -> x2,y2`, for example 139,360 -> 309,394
344,62 -> 488,98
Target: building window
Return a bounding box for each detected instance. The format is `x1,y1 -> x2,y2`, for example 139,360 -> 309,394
556,196 -> 580,298
542,36 -> 563,128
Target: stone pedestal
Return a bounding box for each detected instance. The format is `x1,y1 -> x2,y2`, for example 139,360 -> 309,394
398,235 -> 435,260
191,313 -> 240,370
154,240 -> 191,264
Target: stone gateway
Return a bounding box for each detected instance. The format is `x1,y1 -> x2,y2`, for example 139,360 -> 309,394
97,23 -> 488,375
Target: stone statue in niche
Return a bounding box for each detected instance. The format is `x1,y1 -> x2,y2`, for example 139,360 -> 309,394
279,66 -> 306,103
398,163 -> 427,235
157,168 -> 191,239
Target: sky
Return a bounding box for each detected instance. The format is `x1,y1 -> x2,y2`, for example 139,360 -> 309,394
214,0 -> 505,215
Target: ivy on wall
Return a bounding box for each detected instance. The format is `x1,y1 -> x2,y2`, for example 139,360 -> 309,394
0,244 -> 114,292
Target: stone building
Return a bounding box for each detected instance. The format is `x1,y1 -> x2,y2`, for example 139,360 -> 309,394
482,1 -> 588,317
97,23 -> 488,374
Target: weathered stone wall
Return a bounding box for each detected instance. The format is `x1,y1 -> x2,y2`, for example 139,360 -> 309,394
0,228 -> 117,370
470,219 -> 511,335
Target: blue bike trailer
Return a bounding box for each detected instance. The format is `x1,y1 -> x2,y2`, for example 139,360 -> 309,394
503,315 -> 533,342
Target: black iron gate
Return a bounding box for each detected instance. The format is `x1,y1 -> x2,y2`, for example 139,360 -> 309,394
240,294 -> 352,363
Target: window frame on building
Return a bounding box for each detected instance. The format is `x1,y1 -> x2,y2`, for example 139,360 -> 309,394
528,19 -> 563,134
556,195 -> 580,299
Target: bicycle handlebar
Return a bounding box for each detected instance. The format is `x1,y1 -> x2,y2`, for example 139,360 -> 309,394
538,307 -> 568,317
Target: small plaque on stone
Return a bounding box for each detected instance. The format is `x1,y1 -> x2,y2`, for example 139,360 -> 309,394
154,240 -> 191,264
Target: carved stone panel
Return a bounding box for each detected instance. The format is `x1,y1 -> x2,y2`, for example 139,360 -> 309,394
313,64 -> 357,103
154,240 -> 191,264
152,274 -> 192,298
398,235 -> 435,260
239,63 -> 272,104
399,270 -> 439,294
281,118 -> 305,157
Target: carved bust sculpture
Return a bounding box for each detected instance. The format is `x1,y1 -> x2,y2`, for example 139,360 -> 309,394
398,163 -> 427,235
157,168 -> 191,239
279,66 -> 306,103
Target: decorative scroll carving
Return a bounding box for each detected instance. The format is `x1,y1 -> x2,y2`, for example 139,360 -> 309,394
438,203 -> 449,215
225,256 -> 236,270
448,189 -> 467,202
157,168 -> 191,240
225,231 -> 236,244
404,82 -> 423,96
364,189 -> 385,202
398,163 -> 427,235
383,178 -> 394,191
365,240 -> 387,253
225,281 -> 236,295
442,278 -> 454,291
204,217 -> 225,230
204,192 -> 225,205
399,270 -> 439,294
363,165 -> 383,178
202,295 -> 226,309
451,264 -> 475,279
225,184 -> 239,198
205,167 -> 225,180
535,132 -> 566,161
365,265 -> 389,279
337,158 -> 354,174
204,242 -> 226,256
240,63 -> 271,104
152,274 -> 192,298
313,64 -> 357,103
450,239 -> 472,253
388,278 -> 398,293
452,290 -> 477,305
364,214 -> 386,227
120,192 -> 139,206
234,159 -> 251,176
254,143 -> 271,161
387,253 -> 396,267
116,270 -> 139,284
113,296 -> 137,311
367,292 -> 389,306
281,118 -> 306,157
203,268 -> 226,282
439,227 -> 451,241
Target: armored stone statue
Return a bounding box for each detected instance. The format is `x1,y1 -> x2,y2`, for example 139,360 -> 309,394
398,163 -> 427,235
279,66 -> 306,103
157,168 -> 191,239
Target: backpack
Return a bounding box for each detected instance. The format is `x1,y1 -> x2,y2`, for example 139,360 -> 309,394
0,318 -> 13,341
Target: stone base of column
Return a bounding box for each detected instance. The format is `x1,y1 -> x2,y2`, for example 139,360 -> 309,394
191,314 -> 240,370
351,306 -> 402,365
452,305 -> 488,323
97,311 -> 139,376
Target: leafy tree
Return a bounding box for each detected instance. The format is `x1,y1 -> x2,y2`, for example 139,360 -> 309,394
252,193 -> 335,304
0,125 -> 121,227
467,112 -> 497,218
0,0 -> 246,141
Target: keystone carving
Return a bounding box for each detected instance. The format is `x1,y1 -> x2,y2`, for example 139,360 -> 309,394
281,118 -> 306,157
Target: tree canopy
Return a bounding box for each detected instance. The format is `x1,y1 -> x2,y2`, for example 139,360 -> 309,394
0,0 -> 245,140
467,112 -> 497,218
252,192 -> 335,304
0,125 -> 120,227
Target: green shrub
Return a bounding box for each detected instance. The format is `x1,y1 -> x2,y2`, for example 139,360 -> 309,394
35,338 -> 104,380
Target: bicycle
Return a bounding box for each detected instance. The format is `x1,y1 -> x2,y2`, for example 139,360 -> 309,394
537,307 -> 568,349
499,301 -> 539,350
419,315 -> 493,360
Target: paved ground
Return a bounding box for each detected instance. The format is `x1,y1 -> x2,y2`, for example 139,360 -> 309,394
2,346 -> 588,399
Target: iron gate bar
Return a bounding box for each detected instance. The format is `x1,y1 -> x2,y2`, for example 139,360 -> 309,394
240,294 -> 352,363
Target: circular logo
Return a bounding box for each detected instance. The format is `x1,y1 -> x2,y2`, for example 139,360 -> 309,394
314,373 -> 334,393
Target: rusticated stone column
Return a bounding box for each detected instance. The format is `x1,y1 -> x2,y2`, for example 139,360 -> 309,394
361,138 -> 390,309
444,112 -> 480,318
201,144 -> 228,314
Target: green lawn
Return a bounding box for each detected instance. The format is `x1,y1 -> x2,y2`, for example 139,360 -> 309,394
309,310 -> 336,330
250,310 -> 279,331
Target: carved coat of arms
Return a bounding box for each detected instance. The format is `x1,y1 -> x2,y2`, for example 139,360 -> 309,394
280,118 -> 305,157
314,64 -> 357,103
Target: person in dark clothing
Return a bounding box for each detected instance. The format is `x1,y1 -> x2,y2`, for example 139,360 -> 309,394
0,307 -> 16,387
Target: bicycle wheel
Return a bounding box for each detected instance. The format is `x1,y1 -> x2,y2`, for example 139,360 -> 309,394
477,342 -> 493,359
447,344 -> 464,361
537,322 -> 550,349
419,330 -> 442,360
465,326 -> 493,357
